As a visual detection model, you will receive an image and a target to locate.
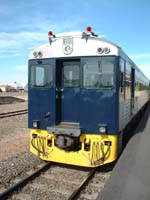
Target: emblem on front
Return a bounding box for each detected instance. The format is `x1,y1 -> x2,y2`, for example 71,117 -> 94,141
63,37 -> 73,55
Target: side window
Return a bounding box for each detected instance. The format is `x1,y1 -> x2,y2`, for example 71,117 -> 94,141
135,70 -> 149,94
119,58 -> 125,99
83,61 -> 114,89
30,65 -> 52,88
125,62 -> 131,99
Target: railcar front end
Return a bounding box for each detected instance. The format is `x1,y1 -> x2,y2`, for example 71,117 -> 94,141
28,29 -> 149,167
28,56 -> 119,167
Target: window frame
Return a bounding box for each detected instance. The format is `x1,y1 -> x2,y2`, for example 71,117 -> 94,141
29,64 -> 53,88
83,60 -> 115,90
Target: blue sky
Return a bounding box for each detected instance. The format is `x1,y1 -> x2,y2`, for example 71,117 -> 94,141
0,0 -> 150,86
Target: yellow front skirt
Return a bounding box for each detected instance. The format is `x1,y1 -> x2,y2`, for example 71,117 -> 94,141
30,129 -> 118,168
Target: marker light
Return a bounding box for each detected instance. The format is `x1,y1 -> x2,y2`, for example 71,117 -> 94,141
38,51 -> 43,57
48,31 -> 56,45
33,51 -> 38,58
104,47 -> 110,54
48,31 -> 53,37
86,26 -> 92,33
97,48 -> 104,54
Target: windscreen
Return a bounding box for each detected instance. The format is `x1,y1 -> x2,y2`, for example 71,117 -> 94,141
30,65 -> 53,88
63,62 -> 80,87
83,61 -> 114,89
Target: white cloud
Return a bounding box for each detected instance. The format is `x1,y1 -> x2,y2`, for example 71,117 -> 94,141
0,31 -> 47,57
0,31 -> 46,45
0,22 -> 80,57
0,15 -> 87,58
16,65 -> 27,72
0,40 -> 18,47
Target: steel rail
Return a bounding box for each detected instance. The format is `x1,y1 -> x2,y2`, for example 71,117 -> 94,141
0,163 -> 51,200
0,109 -> 28,119
68,169 -> 96,200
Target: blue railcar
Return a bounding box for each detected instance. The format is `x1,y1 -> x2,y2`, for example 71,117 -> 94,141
28,27 -> 149,167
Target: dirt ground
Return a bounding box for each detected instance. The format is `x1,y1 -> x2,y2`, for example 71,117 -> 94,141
0,128 -> 29,160
0,93 -> 29,161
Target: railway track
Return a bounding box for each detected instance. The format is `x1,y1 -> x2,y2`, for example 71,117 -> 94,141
0,109 -> 28,119
0,163 -> 112,200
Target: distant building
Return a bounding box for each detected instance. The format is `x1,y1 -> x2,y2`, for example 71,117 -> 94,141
0,84 -> 15,92
13,82 -> 24,92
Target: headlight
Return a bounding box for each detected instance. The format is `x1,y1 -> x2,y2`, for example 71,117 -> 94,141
99,127 -> 106,133
38,51 -> 43,57
103,47 -> 110,54
99,126 -> 107,133
32,121 -> 39,129
33,51 -> 38,58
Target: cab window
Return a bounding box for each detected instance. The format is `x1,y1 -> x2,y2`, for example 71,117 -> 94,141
63,62 -> 80,87
83,61 -> 114,89
30,65 -> 52,88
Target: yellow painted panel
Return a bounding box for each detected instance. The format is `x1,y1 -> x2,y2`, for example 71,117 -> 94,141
30,129 -> 118,168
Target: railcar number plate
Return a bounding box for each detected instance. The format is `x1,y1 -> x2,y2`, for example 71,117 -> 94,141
62,37 -> 73,55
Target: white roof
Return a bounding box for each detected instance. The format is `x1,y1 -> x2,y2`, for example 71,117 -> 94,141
29,32 -> 122,59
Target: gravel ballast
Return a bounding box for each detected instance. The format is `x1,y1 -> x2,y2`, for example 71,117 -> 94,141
0,152 -> 44,190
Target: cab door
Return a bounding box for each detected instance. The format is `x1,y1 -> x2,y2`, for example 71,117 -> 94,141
56,60 -> 80,123
28,59 -> 56,129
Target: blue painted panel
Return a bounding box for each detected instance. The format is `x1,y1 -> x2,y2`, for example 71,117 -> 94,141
61,88 -> 80,122
80,57 -> 118,134
80,89 -> 118,133
61,60 -> 80,122
28,59 -> 56,129
28,56 -> 119,134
